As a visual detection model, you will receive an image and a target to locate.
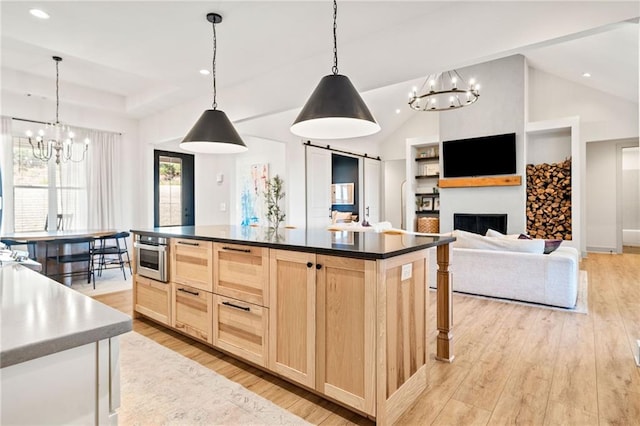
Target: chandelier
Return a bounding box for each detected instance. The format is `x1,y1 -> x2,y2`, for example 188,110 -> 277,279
26,56 -> 89,164
408,69 -> 480,111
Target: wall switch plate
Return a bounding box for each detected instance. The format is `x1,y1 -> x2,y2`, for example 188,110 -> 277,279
401,263 -> 412,281
220,202 -> 226,212
216,173 -> 224,183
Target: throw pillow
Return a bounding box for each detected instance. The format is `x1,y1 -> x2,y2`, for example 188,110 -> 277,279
518,234 -> 562,254
485,228 -> 521,239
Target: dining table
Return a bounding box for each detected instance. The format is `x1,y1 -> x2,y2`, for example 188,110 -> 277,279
1,229 -> 118,284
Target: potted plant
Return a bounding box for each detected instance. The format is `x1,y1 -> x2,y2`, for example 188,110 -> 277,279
264,175 -> 286,229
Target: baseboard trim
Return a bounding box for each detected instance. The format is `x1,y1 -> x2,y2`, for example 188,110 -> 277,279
586,246 -> 619,254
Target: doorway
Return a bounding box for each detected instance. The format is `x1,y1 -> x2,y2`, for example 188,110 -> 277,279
154,150 -> 195,227
621,146 -> 640,254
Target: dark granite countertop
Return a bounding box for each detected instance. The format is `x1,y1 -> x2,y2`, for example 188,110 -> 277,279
131,225 -> 454,260
0,264 -> 132,368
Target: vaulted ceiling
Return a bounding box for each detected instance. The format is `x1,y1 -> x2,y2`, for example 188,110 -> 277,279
1,1 -> 638,145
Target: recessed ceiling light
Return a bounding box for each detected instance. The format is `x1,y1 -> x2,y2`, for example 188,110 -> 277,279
582,72 -> 591,78
395,109 -> 401,114
199,69 -> 210,75
29,9 -> 50,19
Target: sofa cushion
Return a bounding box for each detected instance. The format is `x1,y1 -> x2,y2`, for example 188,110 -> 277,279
453,229 -> 545,254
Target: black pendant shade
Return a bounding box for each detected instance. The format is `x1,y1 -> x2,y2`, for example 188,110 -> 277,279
291,74 -> 380,140
181,109 -> 247,154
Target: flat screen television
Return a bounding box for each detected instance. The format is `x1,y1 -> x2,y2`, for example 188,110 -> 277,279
442,133 -> 516,178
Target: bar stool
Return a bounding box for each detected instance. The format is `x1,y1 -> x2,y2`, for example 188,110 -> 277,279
92,232 -> 132,280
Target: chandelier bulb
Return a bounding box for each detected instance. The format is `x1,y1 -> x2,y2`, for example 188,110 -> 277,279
84,138 -> 90,145
38,129 -> 45,136
451,77 -> 457,89
68,131 -> 75,138
25,130 -> 33,137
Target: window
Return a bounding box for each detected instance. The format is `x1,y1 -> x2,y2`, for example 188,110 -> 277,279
12,136 -> 87,232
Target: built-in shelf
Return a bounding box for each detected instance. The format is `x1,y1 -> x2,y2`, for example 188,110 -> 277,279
438,175 -> 522,188
416,174 -> 440,179
415,156 -> 439,162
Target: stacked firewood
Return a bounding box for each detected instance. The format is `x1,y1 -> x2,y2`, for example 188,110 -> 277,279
526,158 -> 572,240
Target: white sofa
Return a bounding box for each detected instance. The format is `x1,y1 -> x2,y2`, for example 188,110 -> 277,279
428,231 -> 580,308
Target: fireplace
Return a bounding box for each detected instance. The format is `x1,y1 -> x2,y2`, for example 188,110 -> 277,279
454,213 -> 507,235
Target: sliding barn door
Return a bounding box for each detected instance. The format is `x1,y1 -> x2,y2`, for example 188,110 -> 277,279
306,146 -> 332,229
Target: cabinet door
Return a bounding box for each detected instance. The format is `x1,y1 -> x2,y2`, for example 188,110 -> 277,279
213,243 -> 269,306
213,295 -> 268,367
172,283 -> 213,344
171,239 -> 213,292
269,249 -> 316,388
316,255 -> 376,416
134,274 -> 171,325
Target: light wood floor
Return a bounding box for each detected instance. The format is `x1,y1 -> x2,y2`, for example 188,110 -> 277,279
95,253 -> 640,425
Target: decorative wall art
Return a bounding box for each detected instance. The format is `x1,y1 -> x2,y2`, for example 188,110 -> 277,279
240,163 -> 269,225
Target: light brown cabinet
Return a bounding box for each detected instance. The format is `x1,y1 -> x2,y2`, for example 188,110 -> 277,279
315,255 -> 376,416
171,239 -> 213,292
268,251 -> 376,414
268,249 -> 316,388
133,274 -> 171,325
172,283 -> 213,344
212,294 -> 268,367
213,243 -> 269,306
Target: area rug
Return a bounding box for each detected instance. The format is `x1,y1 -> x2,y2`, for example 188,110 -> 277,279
433,270 -> 589,314
118,331 -> 310,425
71,268 -> 132,297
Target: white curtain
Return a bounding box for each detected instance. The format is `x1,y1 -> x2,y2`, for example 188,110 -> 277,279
0,117 -> 14,235
86,130 -> 121,230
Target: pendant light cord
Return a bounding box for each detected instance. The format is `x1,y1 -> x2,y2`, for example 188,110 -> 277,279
55,59 -> 60,123
332,0 -> 338,75
211,18 -> 218,110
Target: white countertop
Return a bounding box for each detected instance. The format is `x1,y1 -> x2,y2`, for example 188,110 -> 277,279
0,264 -> 132,368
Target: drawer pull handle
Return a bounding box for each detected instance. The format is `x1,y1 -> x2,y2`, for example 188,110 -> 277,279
222,301 -> 251,312
221,246 -> 251,253
178,288 -> 200,296
178,241 -> 200,246
306,262 -> 313,268
316,264 -> 323,270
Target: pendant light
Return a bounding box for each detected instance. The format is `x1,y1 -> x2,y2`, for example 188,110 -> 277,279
291,0 -> 380,140
181,13 -> 247,154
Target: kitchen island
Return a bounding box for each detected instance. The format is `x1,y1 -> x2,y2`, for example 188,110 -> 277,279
131,225 -> 454,424
0,264 -> 132,424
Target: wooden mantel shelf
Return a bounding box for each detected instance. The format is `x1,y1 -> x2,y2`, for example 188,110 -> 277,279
438,175 -> 522,188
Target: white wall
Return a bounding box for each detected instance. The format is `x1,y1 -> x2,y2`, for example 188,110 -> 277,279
379,113 -> 439,161
232,136 -> 286,226
439,55 -> 526,234
383,159 -> 405,228
528,68 -> 639,251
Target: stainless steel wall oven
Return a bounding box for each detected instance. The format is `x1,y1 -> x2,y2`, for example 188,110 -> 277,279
134,235 -> 168,282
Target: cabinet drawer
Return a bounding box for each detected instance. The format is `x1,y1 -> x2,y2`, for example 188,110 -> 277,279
171,239 -> 213,292
214,243 -> 269,306
213,295 -> 268,367
172,284 -> 213,344
134,274 -> 171,325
